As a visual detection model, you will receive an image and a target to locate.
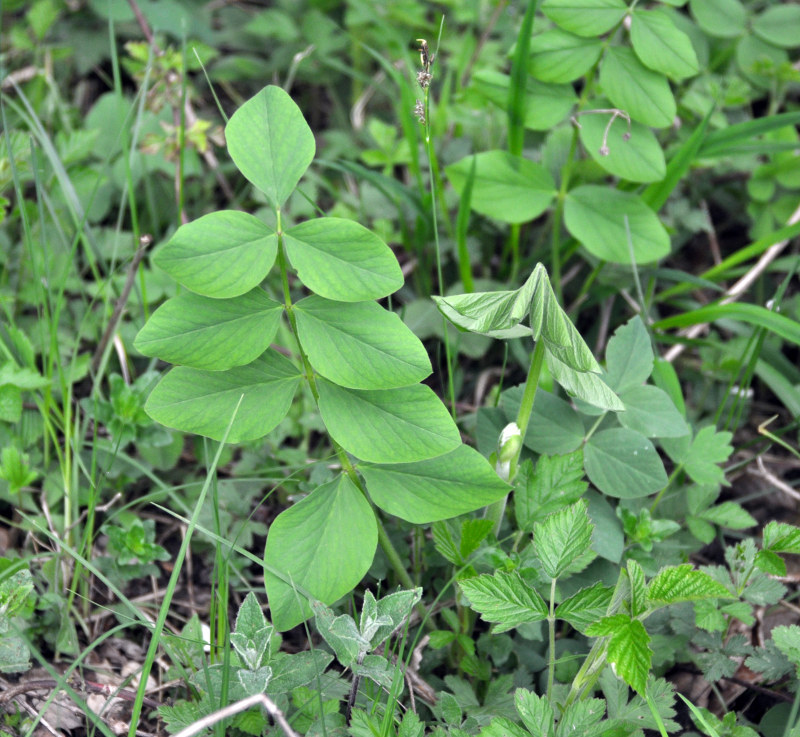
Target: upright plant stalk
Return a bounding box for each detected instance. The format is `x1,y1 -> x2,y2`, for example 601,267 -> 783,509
486,338 -> 545,534
415,31 -> 457,416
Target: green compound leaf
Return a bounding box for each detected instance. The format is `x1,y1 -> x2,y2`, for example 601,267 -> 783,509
471,69 -> 577,131
459,571 -> 548,634
599,47 -> 676,128
772,625 -> 800,673
515,689 -> 555,737
689,0 -> 746,38
541,0 -> 627,37
630,9 -> 699,81
360,444 -> 509,524
316,379 -> 461,463
446,151 -> 556,224
283,218 -> 403,302
618,385 -> 689,438
264,475 -> 377,631
763,521 -> 800,554
514,449 -> 587,532
555,582 -> 614,634
225,85 -> 315,209
577,112 -> 666,183
293,296 -> 430,390
529,29 -> 603,83
647,565 -> 733,609
134,289 -> 283,370
584,428 -> 668,498
533,500 -> 595,579
753,5 -> 800,48
154,211 -> 277,299
588,615 -> 651,695
666,425 -> 733,487
564,185 -> 670,264
144,350 -> 302,443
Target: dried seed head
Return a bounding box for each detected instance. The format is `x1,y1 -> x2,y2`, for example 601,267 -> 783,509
414,99 -> 425,124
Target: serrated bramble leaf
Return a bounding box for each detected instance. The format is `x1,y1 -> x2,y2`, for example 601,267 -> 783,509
763,521 -> 800,554
515,689 -> 554,737
459,571 -> 548,633
606,617 -> 651,695
647,565 -> 732,608
746,641 -> 794,681
533,500 -> 595,579
479,717 -> 529,737
555,583 -> 613,634
514,450 -> 586,532
755,550 -> 786,577
772,624 -> 800,669
556,698 -> 607,737
628,560 -> 647,618
431,520 -> 461,565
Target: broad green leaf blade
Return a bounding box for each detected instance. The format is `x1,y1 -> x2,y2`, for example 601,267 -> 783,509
763,521 -> 800,554
628,560 -> 647,618
618,385 -> 689,438
144,350 -> 301,443
600,47 -> 676,128
533,500 -> 595,579
225,85 -> 315,208
630,9 -> 699,80
699,501 -> 756,530
605,316 -> 654,392
753,5 -> 800,48
472,69 -> 577,131
555,582 -> 614,634
527,263 -> 602,374
459,571 -> 548,633
294,296 -> 431,389
134,289 -> 283,370
514,450 -> 587,532
647,565 -> 732,609
515,689 -> 555,737
360,445 -> 509,523
154,211 -> 277,298
446,151 -> 556,224
316,380 -> 461,463
584,428 -> 668,498
433,269 -> 547,339
264,475 -> 377,631
529,29 -> 603,83
541,0 -> 627,37
564,185 -> 670,264
283,218 -> 402,302
577,112 -> 666,183
689,0 -> 745,38
547,352 -> 625,411
365,588 -> 423,649
653,303 -> 800,348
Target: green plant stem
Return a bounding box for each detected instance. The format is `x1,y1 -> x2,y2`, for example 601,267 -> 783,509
485,338 -> 545,534
649,464 -> 682,514
546,577 -> 557,698
550,131 -> 579,303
